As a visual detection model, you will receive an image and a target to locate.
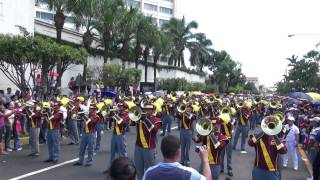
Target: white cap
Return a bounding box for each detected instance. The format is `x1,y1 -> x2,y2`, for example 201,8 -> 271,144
287,116 -> 295,121
310,117 -> 320,122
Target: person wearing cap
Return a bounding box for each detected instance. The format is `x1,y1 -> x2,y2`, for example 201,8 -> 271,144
307,116 -> 320,180
193,118 -> 229,180
233,103 -> 251,153
177,104 -> 196,167
160,97 -> 174,136
44,102 -> 63,163
74,104 -> 99,166
105,101 -> 130,173
28,104 -> 42,156
76,96 -> 88,137
248,116 -> 287,180
282,115 -> 300,170
134,103 -> 162,180
67,98 -> 81,145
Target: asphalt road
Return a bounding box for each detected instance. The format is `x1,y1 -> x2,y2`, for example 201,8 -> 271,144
0,124 -> 310,180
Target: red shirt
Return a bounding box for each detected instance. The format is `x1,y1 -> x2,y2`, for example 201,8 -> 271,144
49,110 -> 63,129
248,134 -> 287,171
135,115 -> 162,149
85,114 -> 99,133
30,112 -> 42,128
237,107 -> 251,126
161,103 -> 175,116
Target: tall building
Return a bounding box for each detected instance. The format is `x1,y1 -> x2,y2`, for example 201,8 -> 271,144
126,0 -> 178,27
35,0 -> 178,29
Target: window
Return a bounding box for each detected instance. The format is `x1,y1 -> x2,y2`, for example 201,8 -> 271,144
162,0 -> 174,2
160,7 -> 173,14
36,11 -> 41,18
159,19 -> 169,27
126,0 -> 141,9
144,3 -> 157,12
151,17 -> 157,25
40,12 -> 54,21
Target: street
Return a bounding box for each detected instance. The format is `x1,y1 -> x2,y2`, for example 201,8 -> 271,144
0,125 -> 310,180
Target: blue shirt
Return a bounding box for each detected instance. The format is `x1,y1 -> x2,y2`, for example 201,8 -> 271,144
143,162 -> 205,180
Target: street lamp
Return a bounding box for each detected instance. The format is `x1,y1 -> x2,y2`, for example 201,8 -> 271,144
288,34 -> 320,37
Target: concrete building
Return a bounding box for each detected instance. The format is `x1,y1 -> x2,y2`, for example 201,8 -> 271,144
245,77 -> 259,91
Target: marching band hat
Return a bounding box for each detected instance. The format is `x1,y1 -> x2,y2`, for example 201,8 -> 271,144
76,96 -> 85,102
287,116 -> 295,121
310,117 -> 320,122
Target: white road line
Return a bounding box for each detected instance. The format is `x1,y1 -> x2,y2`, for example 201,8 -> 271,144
8,158 -> 79,180
9,126 -> 179,180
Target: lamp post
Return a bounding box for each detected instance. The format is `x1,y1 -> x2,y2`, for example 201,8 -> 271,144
288,34 -> 320,37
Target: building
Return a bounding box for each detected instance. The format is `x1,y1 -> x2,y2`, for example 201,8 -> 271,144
125,0 -> 178,27
245,77 -> 259,91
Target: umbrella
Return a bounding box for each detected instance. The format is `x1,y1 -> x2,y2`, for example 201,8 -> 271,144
101,90 -> 117,98
312,101 -> 320,106
287,92 -> 312,101
306,92 -> 320,101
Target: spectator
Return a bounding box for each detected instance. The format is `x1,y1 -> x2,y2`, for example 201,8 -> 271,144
5,87 -> 12,104
0,102 -> 6,155
0,90 -> 6,105
108,157 -> 137,180
143,135 -> 211,180
68,77 -> 77,95
282,115 -> 300,170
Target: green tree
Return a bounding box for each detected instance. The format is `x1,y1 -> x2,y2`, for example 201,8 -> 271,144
162,17 -> 200,67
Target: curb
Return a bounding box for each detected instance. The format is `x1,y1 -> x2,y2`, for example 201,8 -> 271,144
298,145 -> 312,176
10,137 -> 29,146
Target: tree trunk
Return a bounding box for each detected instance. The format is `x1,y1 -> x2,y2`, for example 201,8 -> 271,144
153,54 -> 159,90
54,11 -> 65,87
143,47 -> 149,82
82,31 -> 93,82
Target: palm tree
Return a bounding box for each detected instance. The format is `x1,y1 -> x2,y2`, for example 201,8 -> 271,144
286,55 -> 298,66
162,16 -> 199,67
152,30 -> 172,88
94,0 -> 125,63
187,33 -> 213,71
71,0 -> 100,82
47,0 -> 73,87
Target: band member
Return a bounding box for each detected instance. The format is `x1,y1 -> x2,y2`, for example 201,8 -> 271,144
193,118 -> 229,180
95,102 -> 106,151
233,103 -> 251,153
74,104 -> 99,166
67,98 -> 79,145
248,116 -> 287,180
28,104 -> 42,156
106,102 -> 129,170
160,98 -> 174,136
134,104 -> 162,180
44,102 -> 63,163
219,114 -> 233,176
177,104 -> 196,166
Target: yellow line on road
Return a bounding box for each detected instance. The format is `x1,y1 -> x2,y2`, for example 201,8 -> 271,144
297,145 -> 312,176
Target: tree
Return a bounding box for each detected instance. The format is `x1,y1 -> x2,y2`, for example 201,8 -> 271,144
187,33 -> 213,71
152,30 -> 173,88
94,0 -> 125,63
162,17 -> 200,67
71,0 -> 100,82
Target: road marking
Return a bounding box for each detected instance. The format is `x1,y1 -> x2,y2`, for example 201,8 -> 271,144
160,126 -> 178,134
9,126 -> 179,180
8,158 -> 79,180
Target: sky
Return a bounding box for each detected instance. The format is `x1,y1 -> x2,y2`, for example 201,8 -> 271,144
179,0 -> 320,87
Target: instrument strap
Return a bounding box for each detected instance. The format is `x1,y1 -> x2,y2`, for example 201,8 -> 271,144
207,136 -> 215,164
139,121 -> 149,148
259,139 -> 276,171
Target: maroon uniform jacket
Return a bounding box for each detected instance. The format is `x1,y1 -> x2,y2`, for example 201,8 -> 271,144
49,110 -> 63,130
113,110 -> 129,135
220,120 -> 233,139
161,103 -> 175,116
177,113 -> 196,130
237,107 -> 251,126
85,114 -> 99,133
30,112 -> 42,128
135,114 -> 162,149
195,132 -> 229,165
248,134 -> 287,171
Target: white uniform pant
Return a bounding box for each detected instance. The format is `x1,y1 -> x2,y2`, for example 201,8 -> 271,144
283,141 -> 298,169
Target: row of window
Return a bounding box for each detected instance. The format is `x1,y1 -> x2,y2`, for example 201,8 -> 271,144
144,3 -> 173,15
36,11 -> 73,24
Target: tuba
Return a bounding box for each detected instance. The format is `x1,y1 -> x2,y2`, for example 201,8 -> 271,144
177,102 -> 193,118
273,111 -> 285,123
269,100 -> 278,109
254,96 -> 261,104
236,99 -> 244,109
195,118 -> 213,136
261,115 -> 283,136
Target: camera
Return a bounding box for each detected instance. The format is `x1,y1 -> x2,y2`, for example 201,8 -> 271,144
195,146 -> 201,153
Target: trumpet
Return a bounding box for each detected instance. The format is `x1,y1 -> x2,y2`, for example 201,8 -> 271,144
112,113 -> 123,124
195,118 -> 213,136
82,114 -> 92,125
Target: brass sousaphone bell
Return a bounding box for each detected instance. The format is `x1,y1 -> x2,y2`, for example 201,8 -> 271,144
195,118 -> 213,136
129,106 -> 142,122
261,115 -> 283,136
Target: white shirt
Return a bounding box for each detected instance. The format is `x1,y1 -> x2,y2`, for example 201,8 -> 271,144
284,124 -> 300,143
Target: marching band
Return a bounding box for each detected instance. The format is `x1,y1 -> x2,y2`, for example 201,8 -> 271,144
0,91 -> 307,180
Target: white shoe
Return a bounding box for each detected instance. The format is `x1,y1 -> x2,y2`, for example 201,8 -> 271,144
294,167 -> 298,171
283,164 -> 287,168
306,177 -> 313,180
240,150 -> 247,154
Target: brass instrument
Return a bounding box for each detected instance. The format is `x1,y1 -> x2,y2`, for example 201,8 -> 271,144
128,106 -> 154,131
195,118 -> 213,136
221,106 -> 231,114
261,115 -> 283,135
236,99 -> 244,109
273,111 -> 285,123
269,100 -> 278,109
82,114 -> 92,125
111,112 -> 123,124
254,96 -> 261,104
177,102 -> 193,119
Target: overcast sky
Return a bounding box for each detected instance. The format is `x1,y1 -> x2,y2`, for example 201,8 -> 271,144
179,0 -> 320,87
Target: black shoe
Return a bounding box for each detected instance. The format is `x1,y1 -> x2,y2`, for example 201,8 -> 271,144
85,163 -> 92,167
73,162 -> 83,166
160,133 -> 165,136
52,159 -> 58,163
68,142 -> 75,145
227,171 -> 233,177
28,153 -> 35,157
44,159 -> 53,163
220,169 -> 224,174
